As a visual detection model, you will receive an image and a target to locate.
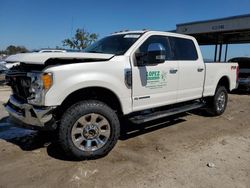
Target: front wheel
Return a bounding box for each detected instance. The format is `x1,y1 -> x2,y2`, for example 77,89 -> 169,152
206,86 -> 228,116
59,100 -> 120,160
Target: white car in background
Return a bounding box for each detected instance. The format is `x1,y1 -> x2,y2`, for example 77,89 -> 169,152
38,49 -> 67,53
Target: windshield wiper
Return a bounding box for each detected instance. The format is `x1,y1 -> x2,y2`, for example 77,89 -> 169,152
85,50 -> 102,53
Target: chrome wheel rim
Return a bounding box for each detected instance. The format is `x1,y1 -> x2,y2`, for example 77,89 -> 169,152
71,113 -> 111,151
216,92 -> 226,112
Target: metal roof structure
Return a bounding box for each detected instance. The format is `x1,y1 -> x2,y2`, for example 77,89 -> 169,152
176,14 -> 250,61
176,14 -> 250,45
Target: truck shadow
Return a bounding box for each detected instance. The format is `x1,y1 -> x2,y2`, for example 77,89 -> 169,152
0,113 -> 188,161
47,114 -> 188,161
119,114 -> 187,140
0,117 -> 55,151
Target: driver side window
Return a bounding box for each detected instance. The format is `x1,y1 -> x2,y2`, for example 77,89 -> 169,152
138,35 -> 172,60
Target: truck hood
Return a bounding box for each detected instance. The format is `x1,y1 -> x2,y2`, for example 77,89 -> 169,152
5,52 -> 114,65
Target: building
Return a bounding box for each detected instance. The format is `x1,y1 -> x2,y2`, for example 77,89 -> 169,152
176,14 -> 250,61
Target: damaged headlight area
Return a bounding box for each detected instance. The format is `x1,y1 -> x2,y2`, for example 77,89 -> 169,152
27,72 -> 53,105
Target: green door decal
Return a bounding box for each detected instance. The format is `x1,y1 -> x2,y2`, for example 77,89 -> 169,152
146,71 -> 167,89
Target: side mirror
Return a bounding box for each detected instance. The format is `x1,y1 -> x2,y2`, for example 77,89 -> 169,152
147,43 -> 166,64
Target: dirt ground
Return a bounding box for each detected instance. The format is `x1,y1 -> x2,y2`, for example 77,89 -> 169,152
0,87 -> 249,188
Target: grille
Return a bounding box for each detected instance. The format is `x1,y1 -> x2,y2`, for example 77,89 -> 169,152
6,71 -> 31,102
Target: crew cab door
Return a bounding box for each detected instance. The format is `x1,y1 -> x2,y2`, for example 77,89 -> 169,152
168,37 -> 205,102
131,35 -> 179,111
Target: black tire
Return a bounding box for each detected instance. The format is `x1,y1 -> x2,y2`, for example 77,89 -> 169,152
59,100 -> 120,160
206,86 -> 228,116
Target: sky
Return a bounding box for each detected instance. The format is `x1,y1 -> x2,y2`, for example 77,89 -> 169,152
1,0 -> 250,60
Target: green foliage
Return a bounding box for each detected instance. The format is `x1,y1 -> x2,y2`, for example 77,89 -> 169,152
0,45 -> 28,55
62,28 -> 98,50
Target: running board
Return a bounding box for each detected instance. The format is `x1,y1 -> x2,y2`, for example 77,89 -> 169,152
129,102 -> 204,124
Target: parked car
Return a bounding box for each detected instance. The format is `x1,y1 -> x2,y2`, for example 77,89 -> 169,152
0,63 -> 7,73
0,63 -> 8,84
38,49 -> 67,53
228,57 -> 250,91
5,30 -> 238,159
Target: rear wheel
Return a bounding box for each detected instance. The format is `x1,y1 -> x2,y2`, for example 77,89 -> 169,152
206,86 -> 228,116
59,100 -> 120,160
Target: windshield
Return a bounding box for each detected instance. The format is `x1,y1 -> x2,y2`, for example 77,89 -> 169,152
84,33 -> 142,55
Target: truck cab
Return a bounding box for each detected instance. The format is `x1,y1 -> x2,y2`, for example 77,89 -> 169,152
127,31 -> 205,111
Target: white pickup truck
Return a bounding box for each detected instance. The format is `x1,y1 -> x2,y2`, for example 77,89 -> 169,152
4,30 -> 238,159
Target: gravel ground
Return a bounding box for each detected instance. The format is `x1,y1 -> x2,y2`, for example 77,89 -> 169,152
0,88 -> 249,188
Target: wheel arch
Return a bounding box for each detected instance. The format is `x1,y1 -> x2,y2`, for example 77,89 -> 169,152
216,76 -> 230,92
55,86 -> 124,119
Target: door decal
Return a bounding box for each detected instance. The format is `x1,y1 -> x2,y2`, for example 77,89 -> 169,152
146,71 -> 167,89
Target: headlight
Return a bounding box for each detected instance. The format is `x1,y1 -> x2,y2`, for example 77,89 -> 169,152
27,72 -> 53,105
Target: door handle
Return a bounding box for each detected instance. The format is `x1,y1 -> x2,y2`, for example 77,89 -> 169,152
197,68 -> 204,72
169,69 -> 178,74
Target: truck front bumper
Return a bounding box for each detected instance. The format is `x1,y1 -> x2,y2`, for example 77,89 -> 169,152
5,95 -> 56,130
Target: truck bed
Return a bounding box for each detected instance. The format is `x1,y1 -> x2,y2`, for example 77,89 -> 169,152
203,62 -> 238,97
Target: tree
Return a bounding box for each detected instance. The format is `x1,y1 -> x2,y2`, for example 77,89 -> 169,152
62,28 -> 98,50
4,45 -> 28,55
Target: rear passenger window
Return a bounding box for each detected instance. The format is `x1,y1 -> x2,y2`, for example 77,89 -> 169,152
169,37 -> 198,60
